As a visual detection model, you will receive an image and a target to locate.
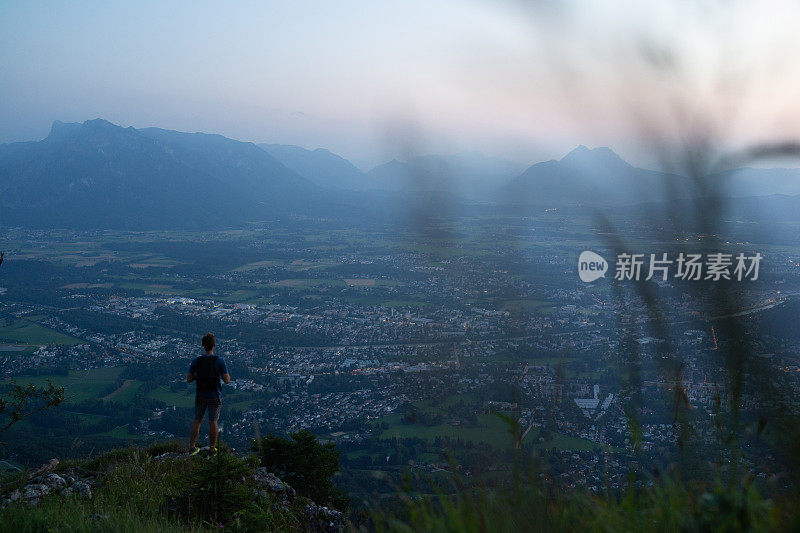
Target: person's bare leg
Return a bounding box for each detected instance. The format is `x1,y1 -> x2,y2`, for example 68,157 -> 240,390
189,418 -> 202,448
209,420 -> 219,448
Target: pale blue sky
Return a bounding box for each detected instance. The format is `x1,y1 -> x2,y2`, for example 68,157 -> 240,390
2,1 -> 800,167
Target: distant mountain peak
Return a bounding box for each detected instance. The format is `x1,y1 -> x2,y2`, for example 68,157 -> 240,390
370,159 -> 405,171
79,118 -> 124,134
258,142 -> 367,190
560,145 -> 628,167
47,120 -> 82,139
83,118 -> 115,127
3,118 -> 312,229
47,118 -> 134,142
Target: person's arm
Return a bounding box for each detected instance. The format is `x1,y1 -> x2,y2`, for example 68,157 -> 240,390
187,359 -> 197,383
218,358 -> 231,384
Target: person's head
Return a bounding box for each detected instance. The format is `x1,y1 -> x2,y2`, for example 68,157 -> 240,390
201,333 -> 215,353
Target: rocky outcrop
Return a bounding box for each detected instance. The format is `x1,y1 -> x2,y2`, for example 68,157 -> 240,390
302,502 -> 344,533
154,451 -> 344,532
252,467 -> 297,503
3,452 -> 344,532
2,465 -> 93,507
251,466 -> 343,532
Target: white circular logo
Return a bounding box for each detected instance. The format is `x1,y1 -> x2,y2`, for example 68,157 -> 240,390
578,251 -> 607,282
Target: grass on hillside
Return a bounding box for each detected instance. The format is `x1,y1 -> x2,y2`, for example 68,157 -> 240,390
374,468 -> 793,532
0,443 -> 304,532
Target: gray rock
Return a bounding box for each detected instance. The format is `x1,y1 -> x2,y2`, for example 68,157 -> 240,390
303,502 -> 344,532
23,483 -> 50,500
70,481 -> 92,499
0,466 -> 92,509
42,473 -> 66,492
251,468 -> 296,503
154,451 -> 186,461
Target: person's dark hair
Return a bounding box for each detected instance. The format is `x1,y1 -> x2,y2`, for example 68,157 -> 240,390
201,333 -> 215,352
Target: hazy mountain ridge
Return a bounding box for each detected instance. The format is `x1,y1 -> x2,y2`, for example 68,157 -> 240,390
3,120 -> 800,229
502,145 -> 800,207
258,143 -> 368,190
0,120 -> 310,229
367,150 -> 526,200
500,145 -> 692,206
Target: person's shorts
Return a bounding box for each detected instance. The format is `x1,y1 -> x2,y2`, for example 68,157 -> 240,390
194,396 -> 221,422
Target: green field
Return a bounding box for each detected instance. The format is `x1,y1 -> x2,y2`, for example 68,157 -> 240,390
115,282 -> 270,304
226,395 -> 264,411
146,385 -> 195,408
0,345 -> 36,353
102,379 -> 143,403
0,320 -> 82,346
17,367 -> 124,403
380,413 -> 514,448
379,394 -> 601,452
342,295 -> 430,307
89,425 -> 144,441
146,385 -> 263,411
500,299 -> 555,314
271,278 -> 344,288
380,413 -> 600,452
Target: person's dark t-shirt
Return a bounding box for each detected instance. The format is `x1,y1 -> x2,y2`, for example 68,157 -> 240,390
189,352 -> 228,400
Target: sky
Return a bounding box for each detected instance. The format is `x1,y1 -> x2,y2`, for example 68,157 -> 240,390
3,0 -> 800,170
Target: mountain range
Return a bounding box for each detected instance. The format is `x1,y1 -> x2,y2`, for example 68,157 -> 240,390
499,145 -> 690,206
258,143 -> 368,190
0,120 -> 310,229
2,119 -> 800,229
366,151 -> 526,200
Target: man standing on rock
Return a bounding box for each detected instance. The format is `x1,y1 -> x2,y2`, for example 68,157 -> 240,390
187,333 -> 230,453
